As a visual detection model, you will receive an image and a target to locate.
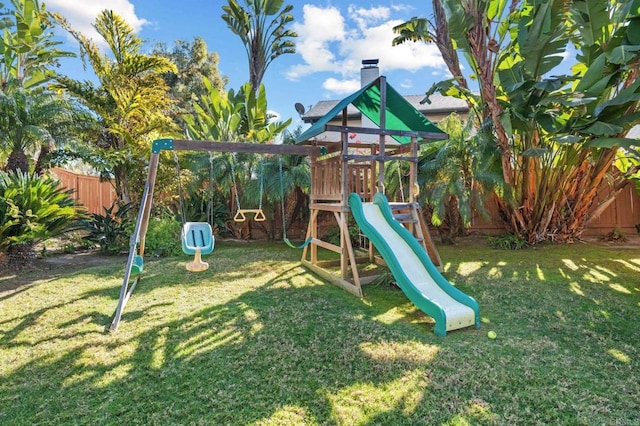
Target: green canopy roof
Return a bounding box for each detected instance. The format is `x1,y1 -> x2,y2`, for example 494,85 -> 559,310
295,77 -> 446,145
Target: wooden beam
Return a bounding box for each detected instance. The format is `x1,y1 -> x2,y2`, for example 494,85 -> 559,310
343,154 -> 417,163
169,139 -> 323,156
301,260 -> 363,297
324,125 -> 447,140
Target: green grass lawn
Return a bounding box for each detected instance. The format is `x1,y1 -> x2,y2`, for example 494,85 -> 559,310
1,240 -> 639,425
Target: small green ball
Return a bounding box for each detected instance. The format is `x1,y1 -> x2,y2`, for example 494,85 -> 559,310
487,331 -> 497,339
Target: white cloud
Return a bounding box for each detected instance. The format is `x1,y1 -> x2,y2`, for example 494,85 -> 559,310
46,0 -> 149,48
340,19 -> 444,73
286,4 -> 445,95
348,5 -> 391,31
322,78 -> 360,94
286,5 -> 346,79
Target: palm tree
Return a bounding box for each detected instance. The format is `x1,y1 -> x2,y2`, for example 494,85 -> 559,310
53,10 -> 177,203
418,113 -> 501,243
221,0 -> 296,92
0,83 -> 87,173
257,127 -> 310,240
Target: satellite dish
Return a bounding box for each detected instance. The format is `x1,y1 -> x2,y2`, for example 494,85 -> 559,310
294,102 -> 306,116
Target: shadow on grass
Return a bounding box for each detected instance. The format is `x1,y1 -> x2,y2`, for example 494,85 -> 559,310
1,242 -> 639,424
0,262 -> 450,424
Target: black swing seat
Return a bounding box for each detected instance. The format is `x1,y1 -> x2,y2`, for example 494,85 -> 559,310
181,222 -> 214,255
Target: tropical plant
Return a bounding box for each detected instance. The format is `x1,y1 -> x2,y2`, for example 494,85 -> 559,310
487,232 -> 529,250
394,0 -> 640,243
0,85 -> 92,173
221,0 -> 297,91
418,113 -> 501,243
256,138 -> 310,240
137,214 -> 182,257
53,10 -> 178,203
82,200 -> 132,255
0,170 -> 81,269
183,78 -> 292,238
0,0 -> 73,91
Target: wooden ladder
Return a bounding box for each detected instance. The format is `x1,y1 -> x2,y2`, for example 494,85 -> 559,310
389,202 -> 442,270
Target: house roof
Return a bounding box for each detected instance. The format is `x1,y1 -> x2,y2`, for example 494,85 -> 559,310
295,77 -> 447,145
302,93 -> 469,121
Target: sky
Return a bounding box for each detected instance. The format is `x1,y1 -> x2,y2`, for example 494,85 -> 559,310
44,1 -> 448,129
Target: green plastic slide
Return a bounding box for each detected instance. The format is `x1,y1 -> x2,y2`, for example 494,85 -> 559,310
349,193 -> 480,336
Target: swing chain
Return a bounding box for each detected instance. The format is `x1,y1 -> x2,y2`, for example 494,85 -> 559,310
208,151 -> 215,226
397,164 -> 405,203
258,160 -> 264,211
229,153 -> 241,213
173,151 -> 186,226
278,156 -> 287,238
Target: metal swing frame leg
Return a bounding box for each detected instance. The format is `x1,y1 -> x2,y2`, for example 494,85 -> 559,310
109,153 -> 160,332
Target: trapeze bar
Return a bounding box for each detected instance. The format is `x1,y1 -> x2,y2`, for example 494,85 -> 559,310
234,209 -> 266,222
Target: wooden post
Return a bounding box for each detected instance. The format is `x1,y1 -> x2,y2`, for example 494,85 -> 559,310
137,152 -> 160,255
409,136 -> 417,204
378,76 -> 387,193
340,108 -> 350,281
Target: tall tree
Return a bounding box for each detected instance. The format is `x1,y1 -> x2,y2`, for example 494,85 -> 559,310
54,10 -> 177,203
221,0 -> 296,91
394,0 -> 640,243
152,37 -> 227,124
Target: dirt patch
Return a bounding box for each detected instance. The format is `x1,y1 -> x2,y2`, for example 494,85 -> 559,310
0,251 -> 121,299
579,234 -> 640,249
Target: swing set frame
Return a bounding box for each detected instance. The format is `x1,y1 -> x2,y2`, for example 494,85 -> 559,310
111,76 -> 448,332
109,138 -> 324,332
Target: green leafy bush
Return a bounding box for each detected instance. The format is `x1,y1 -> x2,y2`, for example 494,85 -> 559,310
143,215 -> 182,257
83,201 -> 132,254
488,233 -> 529,250
0,171 -> 81,269
324,224 -> 361,247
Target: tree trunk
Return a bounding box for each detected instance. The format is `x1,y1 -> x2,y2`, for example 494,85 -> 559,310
34,143 -> 52,175
5,150 -> 29,174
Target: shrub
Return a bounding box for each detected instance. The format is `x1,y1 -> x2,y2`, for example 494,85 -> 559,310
83,200 -> 132,254
488,233 -> 529,250
143,215 -> 182,257
0,171 -> 82,269
324,224 -> 361,247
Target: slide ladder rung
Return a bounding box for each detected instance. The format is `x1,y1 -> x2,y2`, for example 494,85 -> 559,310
393,213 -> 417,223
388,202 -> 416,210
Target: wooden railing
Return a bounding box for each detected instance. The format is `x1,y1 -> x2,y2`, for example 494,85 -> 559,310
311,156 -> 375,203
311,156 -> 342,202
348,162 -> 374,202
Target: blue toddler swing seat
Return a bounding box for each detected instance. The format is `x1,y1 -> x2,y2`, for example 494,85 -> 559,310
181,222 -> 214,272
174,151 -> 215,272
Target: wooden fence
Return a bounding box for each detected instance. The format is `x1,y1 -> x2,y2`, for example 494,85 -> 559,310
51,168 -> 117,215
469,182 -> 640,237
50,167 -> 639,238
